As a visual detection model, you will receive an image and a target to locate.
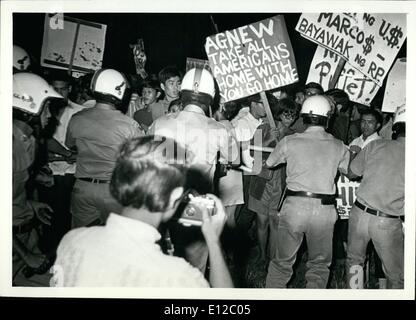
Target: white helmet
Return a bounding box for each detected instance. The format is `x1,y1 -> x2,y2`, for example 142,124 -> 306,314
91,69 -> 129,103
301,95 -> 332,118
393,104 -> 405,125
13,72 -> 63,115
13,45 -> 31,71
181,68 -> 215,99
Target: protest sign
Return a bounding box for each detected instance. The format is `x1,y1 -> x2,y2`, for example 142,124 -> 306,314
296,13 -> 406,87
336,175 -> 360,219
41,14 -> 106,73
186,57 -> 212,73
205,15 -> 298,102
307,46 -> 380,105
382,58 -> 406,113
130,39 -> 147,79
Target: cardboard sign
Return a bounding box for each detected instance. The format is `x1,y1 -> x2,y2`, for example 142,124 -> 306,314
41,14 -> 106,73
336,175 -> 360,219
382,58 -> 406,113
307,46 -> 380,105
186,57 -> 212,73
296,13 -> 406,86
205,15 -> 298,102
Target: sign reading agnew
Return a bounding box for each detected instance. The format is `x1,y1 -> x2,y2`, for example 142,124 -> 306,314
205,15 -> 298,102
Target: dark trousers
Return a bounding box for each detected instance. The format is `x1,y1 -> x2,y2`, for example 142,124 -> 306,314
38,174 -> 75,251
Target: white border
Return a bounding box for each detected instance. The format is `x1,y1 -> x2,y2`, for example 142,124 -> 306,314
1,0 -> 415,300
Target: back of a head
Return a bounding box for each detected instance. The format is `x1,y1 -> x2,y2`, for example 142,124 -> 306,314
325,88 -> 350,113
13,72 -> 63,115
110,136 -> 190,212
301,95 -> 332,127
180,68 -> 215,114
304,82 -> 324,96
91,68 -> 129,106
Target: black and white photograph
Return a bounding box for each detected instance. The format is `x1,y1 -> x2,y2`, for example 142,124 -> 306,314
1,0 -> 415,302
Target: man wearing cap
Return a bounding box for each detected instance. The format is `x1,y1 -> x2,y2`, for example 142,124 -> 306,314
265,95 -> 350,288
346,105 -> 405,289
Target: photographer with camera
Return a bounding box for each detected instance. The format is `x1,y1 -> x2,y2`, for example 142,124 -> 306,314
52,136 -> 233,287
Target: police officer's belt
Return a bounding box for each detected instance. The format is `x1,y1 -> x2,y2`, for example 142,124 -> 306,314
79,177 -> 110,184
355,200 -> 404,221
286,189 -> 336,205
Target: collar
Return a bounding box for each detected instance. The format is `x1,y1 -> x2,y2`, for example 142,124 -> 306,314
304,126 -> 326,133
183,104 -> 206,115
361,132 -> 379,141
106,213 -> 161,244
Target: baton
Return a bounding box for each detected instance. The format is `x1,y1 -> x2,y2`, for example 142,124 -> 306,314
249,145 -> 274,153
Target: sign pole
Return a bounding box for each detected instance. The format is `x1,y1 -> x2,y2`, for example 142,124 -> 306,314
260,91 -> 276,129
328,57 -> 346,89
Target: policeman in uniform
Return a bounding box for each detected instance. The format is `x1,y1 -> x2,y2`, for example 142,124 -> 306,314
346,105 -> 405,289
149,67 -> 237,273
265,95 -> 350,288
13,72 -> 63,285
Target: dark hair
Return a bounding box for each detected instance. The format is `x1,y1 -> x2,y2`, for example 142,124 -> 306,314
168,98 -> 183,113
304,82 -> 324,94
325,88 -> 350,113
276,98 -> 299,119
46,70 -> 73,85
158,66 -> 183,85
110,136 -> 188,212
142,78 -> 162,93
222,100 -> 241,121
360,108 -> 383,126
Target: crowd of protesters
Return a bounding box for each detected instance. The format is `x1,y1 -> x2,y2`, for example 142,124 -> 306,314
12,43 -> 405,289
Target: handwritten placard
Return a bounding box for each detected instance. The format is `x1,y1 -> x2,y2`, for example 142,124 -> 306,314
296,13 -> 406,86
205,15 -> 298,102
307,46 -> 380,106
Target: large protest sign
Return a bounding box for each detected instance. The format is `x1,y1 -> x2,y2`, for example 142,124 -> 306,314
296,13 -> 406,87
382,58 -> 406,113
41,14 -> 106,73
186,57 -> 212,73
205,15 -> 298,102
307,46 -> 380,105
336,175 -> 360,219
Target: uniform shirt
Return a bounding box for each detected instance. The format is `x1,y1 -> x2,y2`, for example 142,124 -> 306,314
52,214 -> 210,287
149,98 -> 171,121
66,106 -> 143,180
49,100 -> 88,176
350,138 -> 405,215
266,126 -> 350,194
13,120 -> 36,225
149,104 -> 237,181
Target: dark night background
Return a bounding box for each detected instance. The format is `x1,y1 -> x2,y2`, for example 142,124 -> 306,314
13,13 -> 407,105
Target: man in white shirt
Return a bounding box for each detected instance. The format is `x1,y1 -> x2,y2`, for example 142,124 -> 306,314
349,109 -> 383,153
52,136 -> 233,288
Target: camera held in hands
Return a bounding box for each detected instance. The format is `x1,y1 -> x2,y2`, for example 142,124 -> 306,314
178,190 -> 216,227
